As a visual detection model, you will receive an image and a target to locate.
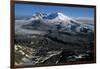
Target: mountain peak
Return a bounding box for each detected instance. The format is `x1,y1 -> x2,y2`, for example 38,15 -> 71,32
45,12 -> 70,20
30,12 -> 79,25
41,12 -> 72,25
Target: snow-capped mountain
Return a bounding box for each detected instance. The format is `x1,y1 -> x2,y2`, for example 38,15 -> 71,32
42,12 -> 71,24
30,12 -> 80,25
26,12 -> 94,33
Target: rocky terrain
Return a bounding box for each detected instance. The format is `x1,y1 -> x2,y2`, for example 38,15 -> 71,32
14,12 -> 95,65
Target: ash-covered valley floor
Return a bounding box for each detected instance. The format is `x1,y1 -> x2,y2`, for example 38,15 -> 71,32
14,13 -> 95,65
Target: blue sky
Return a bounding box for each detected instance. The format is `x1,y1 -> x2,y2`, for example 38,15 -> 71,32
15,3 -> 94,18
